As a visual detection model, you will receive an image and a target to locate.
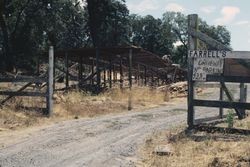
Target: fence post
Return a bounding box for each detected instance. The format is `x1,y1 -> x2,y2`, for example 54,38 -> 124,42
65,52 -> 69,89
47,46 -> 54,116
120,57 -> 123,89
239,83 -> 246,118
187,14 -> 198,128
128,48 -> 133,110
103,68 -> 106,87
79,56 -> 83,82
96,48 -> 101,88
219,86 -> 224,118
109,60 -> 112,88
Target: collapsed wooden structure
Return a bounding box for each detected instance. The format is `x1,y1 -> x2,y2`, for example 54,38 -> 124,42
53,45 -> 185,91
0,45 -> 185,115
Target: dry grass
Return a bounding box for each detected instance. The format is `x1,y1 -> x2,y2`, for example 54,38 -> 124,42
234,115 -> 250,129
0,96 -> 46,130
54,87 -> 167,118
212,110 -> 250,130
140,127 -> 250,167
0,87 -> 168,131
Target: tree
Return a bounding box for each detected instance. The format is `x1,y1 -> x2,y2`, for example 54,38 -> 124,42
0,0 -> 14,71
85,0 -> 129,47
161,11 -> 231,66
129,14 -> 174,56
0,0 -> 88,71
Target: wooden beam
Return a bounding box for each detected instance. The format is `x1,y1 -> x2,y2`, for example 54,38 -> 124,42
193,99 -> 250,110
220,82 -> 243,119
0,77 -> 46,83
194,82 -> 221,88
188,28 -> 230,51
54,64 -> 78,80
1,83 -> 32,105
206,75 -> 250,83
0,91 -> 46,97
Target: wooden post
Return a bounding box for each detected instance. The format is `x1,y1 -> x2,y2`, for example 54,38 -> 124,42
79,56 -> 83,83
91,59 -> 95,85
219,86 -> 224,119
239,83 -> 246,118
103,68 -> 106,87
137,64 -> 140,86
120,57 -> 123,89
109,60 -> 112,88
96,48 -> 101,88
65,52 -> 69,89
113,65 -> 117,83
219,59 -> 226,119
187,14 -> 198,128
47,46 -> 54,116
144,66 -> 147,86
128,48 -> 133,110
53,54 -> 56,90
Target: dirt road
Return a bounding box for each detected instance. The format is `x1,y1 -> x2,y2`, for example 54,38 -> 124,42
0,88 -> 224,167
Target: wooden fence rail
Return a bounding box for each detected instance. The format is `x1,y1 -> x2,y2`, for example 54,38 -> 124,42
0,46 -> 54,116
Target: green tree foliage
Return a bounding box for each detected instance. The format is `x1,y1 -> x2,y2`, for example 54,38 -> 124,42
130,14 -> 173,55
0,0 -> 232,71
0,0 -> 87,71
161,11 -> 231,66
85,0 -> 129,47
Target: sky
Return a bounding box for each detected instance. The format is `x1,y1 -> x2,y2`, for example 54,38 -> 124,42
126,0 -> 250,51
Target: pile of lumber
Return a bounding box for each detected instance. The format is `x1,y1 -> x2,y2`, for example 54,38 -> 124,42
158,81 -> 202,98
169,81 -> 188,95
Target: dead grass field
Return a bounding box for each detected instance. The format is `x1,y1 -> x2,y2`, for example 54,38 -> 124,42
140,121 -> 250,167
0,87 -> 170,131
216,110 -> 250,130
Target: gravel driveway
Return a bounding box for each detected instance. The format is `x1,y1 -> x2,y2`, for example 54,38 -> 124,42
0,87 -> 235,167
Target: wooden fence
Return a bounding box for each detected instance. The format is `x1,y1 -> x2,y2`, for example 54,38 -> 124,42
0,46 -> 54,116
187,14 -> 250,134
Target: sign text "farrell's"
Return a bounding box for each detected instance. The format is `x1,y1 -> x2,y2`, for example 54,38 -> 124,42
189,50 -> 227,58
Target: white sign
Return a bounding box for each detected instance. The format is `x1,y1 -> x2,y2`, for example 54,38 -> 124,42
192,57 -> 224,81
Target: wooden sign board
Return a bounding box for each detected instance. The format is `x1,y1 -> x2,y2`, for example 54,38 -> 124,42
189,50 -> 250,59
193,58 -> 223,81
189,50 -> 250,81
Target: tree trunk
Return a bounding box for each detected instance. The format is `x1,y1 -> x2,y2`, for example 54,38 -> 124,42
0,4 -> 13,71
